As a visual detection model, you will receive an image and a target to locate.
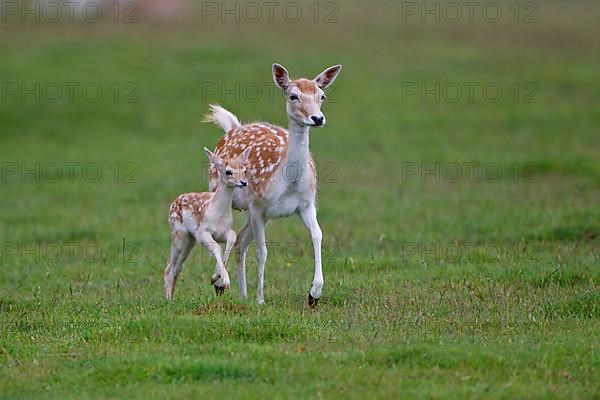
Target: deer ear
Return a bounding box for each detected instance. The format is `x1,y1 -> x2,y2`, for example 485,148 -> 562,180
204,147 -> 222,168
238,147 -> 251,164
272,63 -> 290,90
314,65 -> 342,89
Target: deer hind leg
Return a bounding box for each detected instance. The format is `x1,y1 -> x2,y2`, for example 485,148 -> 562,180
250,210 -> 268,305
164,230 -> 194,301
234,217 -> 254,300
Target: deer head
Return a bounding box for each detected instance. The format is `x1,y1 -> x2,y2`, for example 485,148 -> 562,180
204,147 -> 250,188
272,63 -> 342,128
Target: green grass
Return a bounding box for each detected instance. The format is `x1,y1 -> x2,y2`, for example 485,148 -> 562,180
1,1 -> 599,398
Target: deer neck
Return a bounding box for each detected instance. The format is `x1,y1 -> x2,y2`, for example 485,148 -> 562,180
212,183 -> 234,213
284,120 -> 310,173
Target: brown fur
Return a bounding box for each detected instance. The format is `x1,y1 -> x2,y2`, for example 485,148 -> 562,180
211,122 -> 317,198
169,192 -> 214,225
292,78 -> 318,95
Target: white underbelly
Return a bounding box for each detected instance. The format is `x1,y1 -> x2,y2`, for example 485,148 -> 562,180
264,193 -> 312,219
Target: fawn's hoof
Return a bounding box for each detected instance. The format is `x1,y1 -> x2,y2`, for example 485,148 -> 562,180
214,285 -> 225,296
308,292 -> 319,310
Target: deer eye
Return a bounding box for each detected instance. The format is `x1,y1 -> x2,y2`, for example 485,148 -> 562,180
290,94 -> 299,101
225,170 -> 232,176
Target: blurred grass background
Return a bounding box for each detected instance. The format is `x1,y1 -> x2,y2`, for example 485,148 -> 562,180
0,0 -> 599,398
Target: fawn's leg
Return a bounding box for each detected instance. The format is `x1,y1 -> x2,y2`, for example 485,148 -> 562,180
164,230 -> 194,301
234,218 -> 253,300
210,246 -> 225,295
299,204 -> 323,309
197,231 -> 230,294
212,229 -> 237,296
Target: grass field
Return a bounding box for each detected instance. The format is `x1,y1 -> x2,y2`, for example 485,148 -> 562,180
1,1 -> 599,398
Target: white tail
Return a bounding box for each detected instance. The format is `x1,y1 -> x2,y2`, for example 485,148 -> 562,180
203,104 -> 241,132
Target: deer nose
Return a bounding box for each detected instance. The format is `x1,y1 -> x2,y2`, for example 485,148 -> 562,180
311,115 -> 324,126
240,180 -> 247,187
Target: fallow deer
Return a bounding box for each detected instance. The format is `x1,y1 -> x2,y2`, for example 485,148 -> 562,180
164,147 -> 250,300
203,63 -> 342,307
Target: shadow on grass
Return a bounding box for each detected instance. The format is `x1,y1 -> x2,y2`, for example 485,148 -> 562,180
193,302 -> 249,316
542,292 -> 599,319
159,360 -> 255,383
523,225 -> 598,243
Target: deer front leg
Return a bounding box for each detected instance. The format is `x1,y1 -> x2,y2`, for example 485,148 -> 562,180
299,205 -> 323,309
197,231 -> 230,294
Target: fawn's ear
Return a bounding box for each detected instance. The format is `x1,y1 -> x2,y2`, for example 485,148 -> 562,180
314,65 -> 342,89
238,147 -> 251,164
272,63 -> 290,90
204,147 -> 222,168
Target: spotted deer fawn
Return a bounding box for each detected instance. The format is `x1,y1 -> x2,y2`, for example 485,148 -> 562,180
164,147 -> 250,300
204,63 -> 342,307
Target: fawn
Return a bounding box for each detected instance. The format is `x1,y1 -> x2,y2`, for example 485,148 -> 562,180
164,147 -> 250,300
203,63 -> 342,307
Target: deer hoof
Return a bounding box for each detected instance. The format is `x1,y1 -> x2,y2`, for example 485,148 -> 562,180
214,285 -> 225,296
308,293 -> 319,310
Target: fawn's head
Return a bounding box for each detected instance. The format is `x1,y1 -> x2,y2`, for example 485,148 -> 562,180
272,63 -> 342,128
204,147 -> 250,188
